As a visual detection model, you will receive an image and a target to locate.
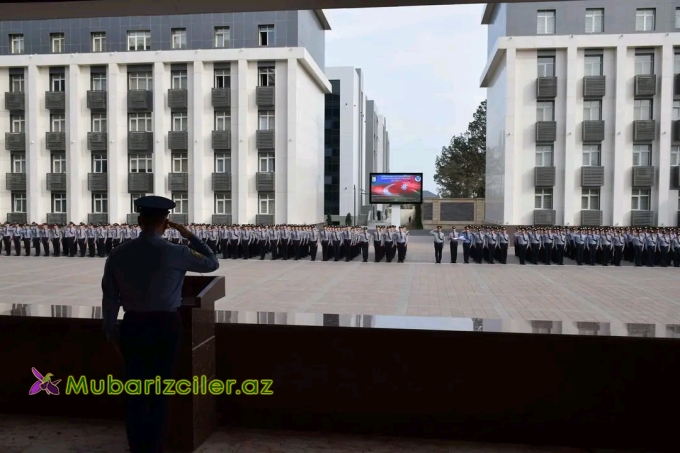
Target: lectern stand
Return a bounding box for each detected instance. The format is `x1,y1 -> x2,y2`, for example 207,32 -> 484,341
167,276 -> 225,452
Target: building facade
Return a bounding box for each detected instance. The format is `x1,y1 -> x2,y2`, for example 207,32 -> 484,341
0,10 -> 331,225
365,99 -> 390,221
482,1 -> 680,227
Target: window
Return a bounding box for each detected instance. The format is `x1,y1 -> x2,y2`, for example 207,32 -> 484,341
633,145 -> 651,167
128,113 -> 152,132
535,145 -> 553,167
258,193 -> 275,215
91,73 -> 106,91
676,8 -> 680,29
583,101 -> 601,121
582,145 -> 601,166
51,33 -> 65,53
584,55 -> 603,76
10,115 -> 25,133
130,193 -> 148,212
258,25 -> 274,46
129,154 -> 153,173
585,9 -> 604,33
10,34 -> 24,54
634,54 -> 653,75
536,102 -> 554,122
215,193 -> 231,214
10,74 -> 24,92
52,193 -> 67,213
581,189 -> 600,210
128,72 -> 153,90
172,112 -> 187,132
172,153 -> 188,173
537,57 -> 554,78
92,32 -> 106,52
51,153 -> 66,173
671,146 -> 680,166
673,101 -> 680,121
215,111 -> 230,131
535,188 -> 553,209
631,189 -> 650,211
171,70 -> 187,90
215,153 -> 231,173
214,69 -> 230,88
92,154 -> 107,173
171,29 -> 186,49
92,113 -> 107,132
635,9 -> 655,32
50,73 -> 65,92
50,114 -> 66,132
258,67 -> 275,86
172,193 -> 188,214
11,154 -> 25,173
634,100 -> 652,121
676,53 -> 680,75
214,27 -> 230,48
127,31 -> 151,51
259,152 -> 275,172
537,10 -> 555,35
258,110 -> 275,130
92,193 -> 108,213
11,193 -> 26,213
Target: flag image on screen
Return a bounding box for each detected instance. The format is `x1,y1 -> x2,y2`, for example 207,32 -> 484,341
369,173 -> 423,204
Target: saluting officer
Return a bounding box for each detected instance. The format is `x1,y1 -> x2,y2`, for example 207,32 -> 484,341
430,226 -> 445,264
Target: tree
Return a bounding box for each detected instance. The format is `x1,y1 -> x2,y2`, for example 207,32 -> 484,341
326,214 -> 333,226
434,100 -> 486,198
345,213 -> 352,226
414,204 -> 424,229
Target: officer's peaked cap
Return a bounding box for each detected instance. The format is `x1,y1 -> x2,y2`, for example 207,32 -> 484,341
135,196 -> 176,213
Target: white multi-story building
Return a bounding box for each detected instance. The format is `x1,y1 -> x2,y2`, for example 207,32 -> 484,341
0,10 -> 331,225
365,99 -> 390,221
481,1 -> 680,227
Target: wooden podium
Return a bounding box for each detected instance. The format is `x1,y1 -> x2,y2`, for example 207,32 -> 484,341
168,276 -> 225,452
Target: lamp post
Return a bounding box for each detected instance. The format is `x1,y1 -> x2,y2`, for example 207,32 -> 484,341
353,184 -> 356,223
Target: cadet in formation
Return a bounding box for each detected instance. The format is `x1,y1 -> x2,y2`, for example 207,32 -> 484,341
429,225 -> 510,264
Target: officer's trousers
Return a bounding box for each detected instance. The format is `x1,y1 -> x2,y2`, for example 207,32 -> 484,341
449,241 -> 458,263
120,311 -> 182,453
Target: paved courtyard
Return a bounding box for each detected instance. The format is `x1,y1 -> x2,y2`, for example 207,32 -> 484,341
0,236 -> 679,326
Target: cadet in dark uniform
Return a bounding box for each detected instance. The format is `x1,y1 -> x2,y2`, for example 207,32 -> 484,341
101,196 -> 220,453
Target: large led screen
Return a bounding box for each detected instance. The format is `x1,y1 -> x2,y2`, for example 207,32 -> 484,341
369,173 -> 424,205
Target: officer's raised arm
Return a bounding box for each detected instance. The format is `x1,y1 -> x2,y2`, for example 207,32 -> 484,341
168,221 -> 220,273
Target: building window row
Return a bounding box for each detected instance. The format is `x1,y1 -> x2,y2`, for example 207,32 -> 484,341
534,188 -> 653,212
536,7 -> 677,35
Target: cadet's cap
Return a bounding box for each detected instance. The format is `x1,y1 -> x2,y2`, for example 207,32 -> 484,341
135,196 -> 176,213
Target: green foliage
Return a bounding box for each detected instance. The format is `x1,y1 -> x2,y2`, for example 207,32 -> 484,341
434,100 -> 486,198
345,213 -> 352,226
414,204 -> 424,229
326,213 -> 333,226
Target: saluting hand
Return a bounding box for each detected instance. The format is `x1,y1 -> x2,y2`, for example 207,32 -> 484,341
168,221 -> 192,239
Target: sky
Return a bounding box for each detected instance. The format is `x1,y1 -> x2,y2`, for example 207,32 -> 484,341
324,5 -> 488,194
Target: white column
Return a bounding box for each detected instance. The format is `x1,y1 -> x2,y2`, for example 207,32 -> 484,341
190,61 -> 205,223
612,46 -> 628,226
504,48 -> 517,224
153,62 -> 167,196
67,64 -> 85,223
26,64 -> 42,223
235,59 -> 248,223
108,63 -> 125,223
563,45 -> 578,226
657,44 -> 674,226
286,59 -> 298,224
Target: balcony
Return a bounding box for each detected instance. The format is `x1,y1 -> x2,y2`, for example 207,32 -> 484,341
632,166 -> 655,187
633,120 -> 655,142
46,173 -> 67,191
582,120 -> 604,142
7,212 -> 27,223
256,86 -> 275,106
167,88 -> 187,110
87,173 -> 108,191
5,132 -> 25,151
533,209 -> 556,226
256,172 -> 275,191
671,167 -> 680,190
634,75 -> 656,97
128,132 -> 153,152
5,92 -> 25,111
535,77 -> 557,99
168,213 -> 188,224
88,213 -> 108,225
583,76 -> 606,98
256,214 -> 275,225
581,210 -> 603,227
5,173 -> 26,191
168,131 -> 188,150
211,88 -> 231,108
581,166 -> 605,187
46,213 -> 67,225
168,173 -> 189,191
45,91 -> 65,110
535,121 -> 556,142
212,130 -> 231,150
212,172 -> 232,192
87,132 -> 107,151
127,213 -> 139,225
673,121 -> 680,142
86,90 -> 107,110
631,210 -> 654,227
128,173 -> 154,193
256,130 -> 275,149
46,132 -> 66,150
212,214 -> 232,224
534,167 -> 555,187
127,90 -> 153,111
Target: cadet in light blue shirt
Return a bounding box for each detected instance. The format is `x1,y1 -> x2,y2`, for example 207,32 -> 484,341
101,195 -> 219,453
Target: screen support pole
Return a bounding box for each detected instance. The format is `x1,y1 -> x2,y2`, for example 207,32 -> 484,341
390,206 -> 401,226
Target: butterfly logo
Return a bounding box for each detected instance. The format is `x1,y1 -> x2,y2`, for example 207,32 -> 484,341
29,367 -> 61,396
